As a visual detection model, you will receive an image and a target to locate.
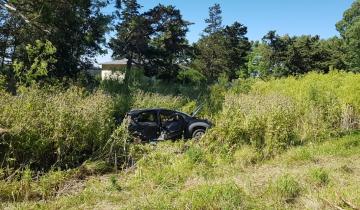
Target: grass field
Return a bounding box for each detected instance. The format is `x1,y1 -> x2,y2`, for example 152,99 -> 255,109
2,132 -> 359,209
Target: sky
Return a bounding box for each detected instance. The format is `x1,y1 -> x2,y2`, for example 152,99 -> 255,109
96,0 -> 355,65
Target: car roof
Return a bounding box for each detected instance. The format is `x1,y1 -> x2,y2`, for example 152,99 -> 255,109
127,108 -> 191,117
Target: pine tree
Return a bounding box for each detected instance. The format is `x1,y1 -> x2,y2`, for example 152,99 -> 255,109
204,3 -> 223,35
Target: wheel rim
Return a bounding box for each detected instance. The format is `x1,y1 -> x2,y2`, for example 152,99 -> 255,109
194,131 -> 205,140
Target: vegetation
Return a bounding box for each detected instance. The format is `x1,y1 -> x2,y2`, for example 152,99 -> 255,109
0,71 -> 359,209
0,0 -> 359,209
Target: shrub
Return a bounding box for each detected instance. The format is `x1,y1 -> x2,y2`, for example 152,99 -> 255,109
0,85 -> 115,169
177,68 -> 206,85
37,170 -> 69,199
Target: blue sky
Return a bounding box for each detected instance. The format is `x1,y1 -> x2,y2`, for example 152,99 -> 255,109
96,0 -> 355,64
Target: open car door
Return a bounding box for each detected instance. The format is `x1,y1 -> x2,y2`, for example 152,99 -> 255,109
159,110 -> 185,140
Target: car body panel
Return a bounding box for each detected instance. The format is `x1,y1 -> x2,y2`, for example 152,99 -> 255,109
127,108 -> 212,141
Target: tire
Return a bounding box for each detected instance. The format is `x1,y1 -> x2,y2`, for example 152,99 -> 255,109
192,128 -> 205,140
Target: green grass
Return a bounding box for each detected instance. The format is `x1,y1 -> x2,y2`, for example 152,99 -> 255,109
2,132 -> 360,209
1,72 -> 359,209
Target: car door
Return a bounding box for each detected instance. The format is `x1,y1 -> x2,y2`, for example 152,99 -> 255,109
131,111 -> 159,140
159,110 -> 185,139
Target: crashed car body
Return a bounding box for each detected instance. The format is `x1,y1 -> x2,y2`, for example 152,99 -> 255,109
126,108 -> 212,141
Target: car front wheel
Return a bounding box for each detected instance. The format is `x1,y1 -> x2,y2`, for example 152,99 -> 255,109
192,128 -> 205,140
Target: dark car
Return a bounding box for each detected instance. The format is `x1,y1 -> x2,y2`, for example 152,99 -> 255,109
126,107 -> 212,141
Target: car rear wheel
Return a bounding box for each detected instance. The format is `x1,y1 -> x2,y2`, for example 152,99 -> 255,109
192,129 -> 205,140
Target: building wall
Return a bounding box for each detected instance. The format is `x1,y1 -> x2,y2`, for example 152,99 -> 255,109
102,64 -> 127,70
101,70 -> 125,81
101,63 -> 127,81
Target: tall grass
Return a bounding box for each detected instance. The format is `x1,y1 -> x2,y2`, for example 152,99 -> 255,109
0,71 -> 359,206
0,85 -> 115,169
205,71 -> 360,157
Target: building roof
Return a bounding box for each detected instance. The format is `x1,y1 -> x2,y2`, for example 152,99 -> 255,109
101,59 -> 128,65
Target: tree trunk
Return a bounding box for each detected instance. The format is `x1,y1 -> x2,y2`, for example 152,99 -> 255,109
124,54 -> 133,91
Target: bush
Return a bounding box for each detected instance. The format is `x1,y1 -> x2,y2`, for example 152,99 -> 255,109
177,68 -> 206,85
0,85 -> 115,169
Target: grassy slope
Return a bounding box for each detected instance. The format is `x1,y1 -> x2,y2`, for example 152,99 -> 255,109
4,132 -> 360,210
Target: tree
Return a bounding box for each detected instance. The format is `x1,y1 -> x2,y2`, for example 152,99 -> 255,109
109,0 -> 150,86
204,3 -> 223,35
110,2 -> 191,81
13,40 -> 56,86
222,22 -> 251,79
336,0 -> 360,72
194,33 -> 229,80
319,37 -> 347,71
194,22 -> 251,81
1,0 -> 111,79
259,31 -> 336,77
247,42 -> 272,78
143,4 -> 192,80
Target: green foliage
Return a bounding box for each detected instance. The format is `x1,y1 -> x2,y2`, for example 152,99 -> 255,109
109,175 -> 122,191
247,42 -> 272,78
2,0 -> 111,78
195,22 -> 251,81
204,73 -> 229,114
177,68 -> 206,85
37,170 -> 69,199
143,5 -> 192,80
185,146 -> 206,164
282,147 -> 316,164
336,0 -> 360,72
205,72 -> 359,158
177,183 -> 256,209
111,1 -> 191,80
103,120 -> 132,169
131,91 -> 188,110
233,146 -> 261,168
309,168 -> 329,186
272,174 -> 301,202
252,71 -> 360,136
13,40 -> 57,86
133,142 -> 192,189
0,86 -> 115,169
258,31 -> 339,77
207,93 -> 298,157
204,3 -> 223,35
0,168 -> 69,202
0,74 -> 6,92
